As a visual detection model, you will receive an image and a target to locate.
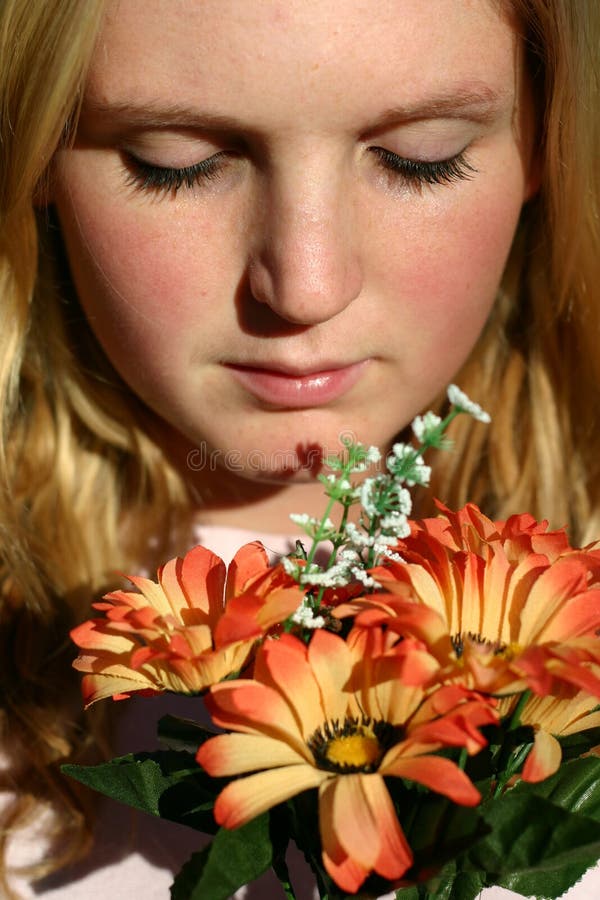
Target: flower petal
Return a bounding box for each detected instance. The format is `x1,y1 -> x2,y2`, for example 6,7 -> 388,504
381,755 -> 480,806
79,671 -> 158,706
213,765 -> 328,829
522,729 -> 562,782
459,551 -> 485,637
326,774 -> 382,871
157,556 -> 190,619
307,630 -> 353,724
518,559 -> 590,642
70,621 -> 135,655
321,836 -> 369,894
259,634 -> 324,737
319,779 -> 370,894
122,574 -> 173,616
197,732 -> 306,776
225,541 -> 270,599
256,586 -> 307,630
537,591 -> 600,642
204,680 -> 308,757
361,774 -> 413,880
180,545 -> 226,628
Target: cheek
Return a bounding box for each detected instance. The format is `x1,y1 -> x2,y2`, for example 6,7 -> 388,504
52,171 -> 243,388
372,170 -> 524,363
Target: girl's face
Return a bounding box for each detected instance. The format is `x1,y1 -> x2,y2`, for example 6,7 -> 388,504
53,0 -> 536,487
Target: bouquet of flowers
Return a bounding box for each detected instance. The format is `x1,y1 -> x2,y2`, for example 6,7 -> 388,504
65,387 -> 600,900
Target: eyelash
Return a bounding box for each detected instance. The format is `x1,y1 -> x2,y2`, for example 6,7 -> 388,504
124,151 -> 229,194
369,146 -> 476,188
123,146 -> 476,196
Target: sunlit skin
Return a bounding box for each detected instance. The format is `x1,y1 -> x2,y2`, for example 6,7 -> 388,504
51,0 -> 538,532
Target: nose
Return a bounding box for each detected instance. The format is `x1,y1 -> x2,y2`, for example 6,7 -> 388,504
247,164 -> 363,325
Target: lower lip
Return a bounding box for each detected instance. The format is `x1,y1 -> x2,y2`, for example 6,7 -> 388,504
225,361 -> 369,408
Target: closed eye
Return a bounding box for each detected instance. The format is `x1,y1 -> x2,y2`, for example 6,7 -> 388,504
122,150 -> 234,195
369,146 -> 476,189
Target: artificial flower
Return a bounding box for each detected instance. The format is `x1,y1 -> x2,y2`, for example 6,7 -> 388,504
211,545 -> 309,644
338,503 -> 600,698
197,629 -> 496,893
71,542 -> 278,706
498,688 -> 600,782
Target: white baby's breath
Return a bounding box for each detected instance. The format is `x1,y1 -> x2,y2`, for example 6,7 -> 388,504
378,549 -> 404,562
447,384 -> 491,423
351,567 -> 381,589
365,446 -> 382,465
299,568 -> 349,588
289,513 -> 336,539
281,556 -> 301,577
390,441 -> 412,463
289,512 -> 312,526
290,598 -> 326,629
379,512 -> 411,539
359,478 -> 379,517
391,485 -> 412,515
412,411 -> 442,443
284,389 -> 489,598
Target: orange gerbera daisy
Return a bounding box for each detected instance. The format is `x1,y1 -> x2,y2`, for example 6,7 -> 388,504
212,550 -> 307,646
197,629 -> 496,894
340,503 -> 600,698
71,541 -> 289,706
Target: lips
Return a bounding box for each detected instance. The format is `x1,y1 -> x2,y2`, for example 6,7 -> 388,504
224,360 -> 369,408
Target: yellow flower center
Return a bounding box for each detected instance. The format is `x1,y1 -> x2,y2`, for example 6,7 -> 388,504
494,641 -> 522,661
325,727 -> 381,769
308,716 -> 395,774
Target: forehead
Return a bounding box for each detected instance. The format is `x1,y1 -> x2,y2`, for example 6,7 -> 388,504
88,0 -> 519,128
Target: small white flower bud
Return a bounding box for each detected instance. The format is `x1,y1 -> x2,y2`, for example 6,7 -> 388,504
447,384 -> 491,423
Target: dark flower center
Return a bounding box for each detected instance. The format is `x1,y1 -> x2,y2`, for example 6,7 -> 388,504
452,631 -> 510,658
307,716 -> 398,773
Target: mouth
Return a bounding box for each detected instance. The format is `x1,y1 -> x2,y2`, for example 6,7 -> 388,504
224,360 -> 370,409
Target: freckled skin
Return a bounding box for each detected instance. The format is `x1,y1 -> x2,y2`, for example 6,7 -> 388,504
52,0 -> 537,529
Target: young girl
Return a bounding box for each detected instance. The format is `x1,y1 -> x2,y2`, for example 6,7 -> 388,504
1,0 -> 598,898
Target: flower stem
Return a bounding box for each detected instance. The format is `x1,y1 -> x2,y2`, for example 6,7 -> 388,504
508,689 -> 531,730
493,690 -> 533,797
271,853 -> 297,900
305,462 -> 354,569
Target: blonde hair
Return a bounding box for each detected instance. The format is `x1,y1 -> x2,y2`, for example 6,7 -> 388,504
0,0 -> 190,891
0,0 -> 598,893
431,0 -> 600,544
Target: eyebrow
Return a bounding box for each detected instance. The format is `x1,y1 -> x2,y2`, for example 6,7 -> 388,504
81,101 -> 256,134
82,84 -> 510,134
367,86 -> 512,129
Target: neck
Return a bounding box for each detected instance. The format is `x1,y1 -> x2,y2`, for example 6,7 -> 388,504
187,471 -> 347,535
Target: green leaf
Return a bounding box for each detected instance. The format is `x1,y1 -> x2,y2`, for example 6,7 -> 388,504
269,805 -> 297,899
508,755 -> 600,821
392,761 -> 600,899
466,793 -> 600,897
394,872 -> 485,900
285,792 -> 360,899
558,727 -> 600,761
62,750 -> 221,833
170,815 -> 273,900
444,871 -> 486,900
157,714 -> 217,753
397,789 -> 490,883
